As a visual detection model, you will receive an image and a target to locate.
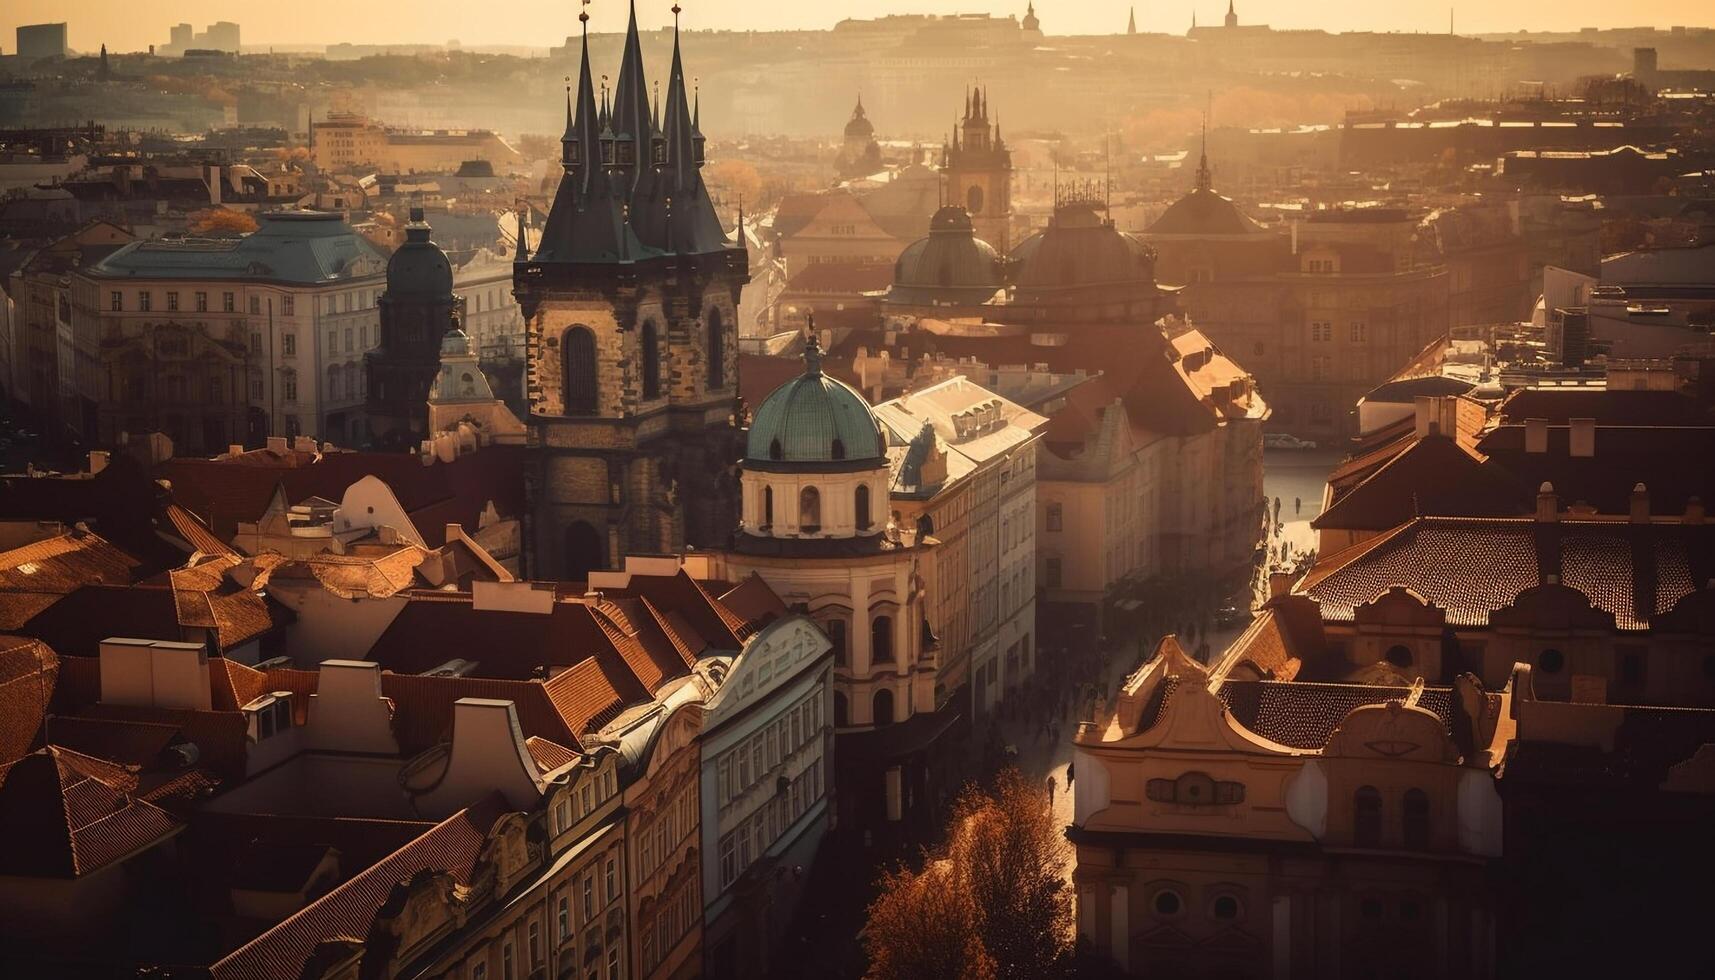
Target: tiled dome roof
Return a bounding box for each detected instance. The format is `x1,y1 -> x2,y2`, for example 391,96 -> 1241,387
745,336 -> 885,467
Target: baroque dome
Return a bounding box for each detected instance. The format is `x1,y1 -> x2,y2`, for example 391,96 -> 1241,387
895,206 -> 1003,287
746,335 -> 886,469
1012,202 -> 1156,290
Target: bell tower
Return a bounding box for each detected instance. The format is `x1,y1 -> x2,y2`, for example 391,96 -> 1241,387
941,87 -> 1013,252
512,2 -> 748,580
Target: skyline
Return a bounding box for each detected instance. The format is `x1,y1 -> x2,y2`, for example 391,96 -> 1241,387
4,1 -> 1714,55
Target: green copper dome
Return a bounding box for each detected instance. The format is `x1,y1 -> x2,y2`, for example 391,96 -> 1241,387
746,335 -> 886,468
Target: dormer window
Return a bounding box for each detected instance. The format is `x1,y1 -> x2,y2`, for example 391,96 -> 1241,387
242,692 -> 294,741
566,141 -> 582,166
600,139 -> 615,166
831,437 -> 846,460
769,438 -> 783,461
652,138 -> 666,166
618,140 -> 636,167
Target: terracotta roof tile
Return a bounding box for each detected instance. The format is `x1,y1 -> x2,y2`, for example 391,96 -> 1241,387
1313,435 -> 1528,532
0,635 -> 57,765
0,530 -> 143,629
44,715 -> 181,768
209,794 -> 507,980
718,574 -> 789,637
524,736 -> 579,774
0,745 -> 180,877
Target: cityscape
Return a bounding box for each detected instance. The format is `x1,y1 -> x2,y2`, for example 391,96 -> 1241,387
0,2 -> 1712,977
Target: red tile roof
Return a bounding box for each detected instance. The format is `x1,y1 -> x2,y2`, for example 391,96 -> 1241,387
0,529 -> 143,629
43,715 -> 181,768
0,745 -> 181,877
209,794 -> 507,980
19,558 -> 279,656
0,635 -> 58,765
524,735 -> 579,773
719,574 -> 790,637
380,673 -> 584,755
1313,434 -> 1529,532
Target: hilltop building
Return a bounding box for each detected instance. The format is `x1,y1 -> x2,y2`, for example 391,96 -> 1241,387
836,97 -> 883,179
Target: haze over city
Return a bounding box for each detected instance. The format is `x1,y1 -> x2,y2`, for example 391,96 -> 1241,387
4,0 -> 1714,51
1,3 -> 1713,979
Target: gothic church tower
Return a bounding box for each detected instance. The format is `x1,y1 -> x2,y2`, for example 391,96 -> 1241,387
512,3 -> 748,579
941,87 -> 1013,252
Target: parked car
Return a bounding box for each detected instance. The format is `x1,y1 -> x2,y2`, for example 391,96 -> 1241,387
1263,432 -> 1319,451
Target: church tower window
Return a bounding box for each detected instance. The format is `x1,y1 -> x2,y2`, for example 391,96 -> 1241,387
564,327 -> 597,414
640,320 -> 660,400
707,308 -> 725,390
799,487 -> 821,531
856,485 -> 872,531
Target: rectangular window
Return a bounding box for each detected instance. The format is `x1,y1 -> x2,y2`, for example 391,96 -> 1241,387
282,295 -> 294,315
327,330 -> 337,353
607,945 -> 620,980
558,896 -> 570,942
582,872 -> 594,921
717,756 -> 730,806
283,374 -> 298,402
345,327 -> 354,352
528,921 -> 540,965
1045,557 -> 1062,588
605,858 -> 616,902
1311,320 -> 1332,342
110,291 -> 122,311
223,291 -> 235,312
196,291 -> 208,312
719,831 -> 736,888
139,291 -> 151,312
250,295 -> 261,315
1349,321 -> 1367,342
167,292 -> 179,312
1046,503 -> 1063,532
1311,355 -> 1330,382
282,333 -> 296,357
502,941 -> 514,980
473,963 -> 487,980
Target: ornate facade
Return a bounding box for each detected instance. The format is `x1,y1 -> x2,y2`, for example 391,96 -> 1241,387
513,6 -> 748,579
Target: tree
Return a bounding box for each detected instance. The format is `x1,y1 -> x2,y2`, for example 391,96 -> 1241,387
865,860 -> 995,980
705,159 -> 762,209
187,207 -> 259,236
517,133 -> 558,162
863,769 -> 1073,980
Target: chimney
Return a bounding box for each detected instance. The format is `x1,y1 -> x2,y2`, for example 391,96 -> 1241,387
228,444 -> 244,457
87,450 -> 109,475
1414,395 -> 1440,438
292,435 -> 316,453
207,164 -> 222,205
1524,418 -> 1548,454
1630,483 -> 1650,523
1268,570 -> 1296,599
1535,482 -> 1558,522
1569,418 -> 1596,458
99,638 -> 212,711
266,435 -> 288,454
1687,496 -> 1706,525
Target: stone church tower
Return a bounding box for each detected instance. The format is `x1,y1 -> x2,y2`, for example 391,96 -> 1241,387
941,88 -> 1013,252
367,207 -> 457,450
512,5 -> 748,579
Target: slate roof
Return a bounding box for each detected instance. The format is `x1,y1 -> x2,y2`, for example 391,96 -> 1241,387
1301,516 -> 1712,630
1217,679 -> 1454,750
84,211 -> 387,286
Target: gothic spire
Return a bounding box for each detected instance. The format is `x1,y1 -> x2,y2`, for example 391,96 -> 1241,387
570,8 -> 600,192
610,0 -> 655,185
1196,112 -> 1212,192
664,3 -> 698,190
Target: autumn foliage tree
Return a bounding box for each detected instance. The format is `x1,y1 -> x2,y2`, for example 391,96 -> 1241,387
864,769 -> 1073,980
187,207 -> 259,236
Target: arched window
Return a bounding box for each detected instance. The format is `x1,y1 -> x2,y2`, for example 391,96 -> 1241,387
326,364 -> 341,400
1385,644 -> 1413,668
872,615 -> 893,663
966,184 -> 984,213
762,486 -> 774,528
826,619 -> 847,666
563,326 -> 597,414
563,521 -> 604,579
1354,786 -> 1382,847
1402,789 -> 1430,850
831,437 -> 846,460
769,438 -> 783,461
833,692 -> 848,727
855,485 -> 872,531
872,688 -> 894,726
799,486 -> 821,531
706,308 -> 725,391
640,320 -> 660,400
459,371 -> 476,397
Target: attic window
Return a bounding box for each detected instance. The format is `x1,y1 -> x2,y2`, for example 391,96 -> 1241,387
831,437 -> 846,460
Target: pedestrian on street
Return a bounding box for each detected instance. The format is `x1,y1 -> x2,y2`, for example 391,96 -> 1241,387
1067,761 -> 1076,785
1046,774 -> 1057,806
1295,496 -> 1302,514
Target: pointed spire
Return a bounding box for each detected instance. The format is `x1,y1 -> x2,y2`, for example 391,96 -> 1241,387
514,204 -> 530,263
803,317 -> 823,376
569,7 -> 600,188
1128,7 -> 1137,34
1196,107 -> 1212,193
664,3 -> 698,188
610,0 -> 654,183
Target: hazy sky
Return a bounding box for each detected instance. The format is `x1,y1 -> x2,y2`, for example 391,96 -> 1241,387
5,1 -> 1712,54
